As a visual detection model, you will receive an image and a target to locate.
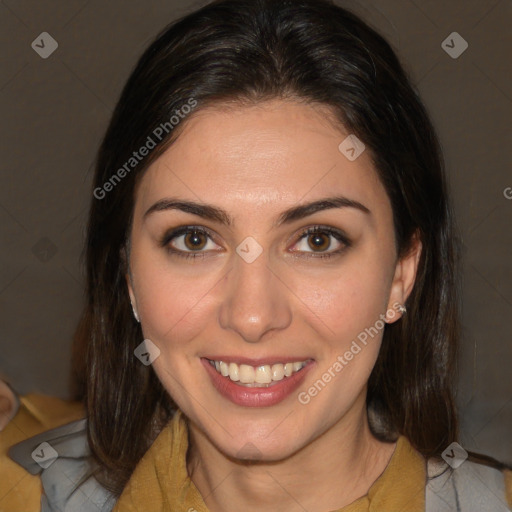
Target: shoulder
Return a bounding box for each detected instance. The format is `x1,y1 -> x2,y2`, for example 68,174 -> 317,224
426,453 -> 512,511
0,392 -> 85,511
1,392 -> 115,512
8,417 -> 116,511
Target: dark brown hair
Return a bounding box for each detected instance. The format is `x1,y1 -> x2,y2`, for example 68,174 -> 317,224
74,0 -> 467,495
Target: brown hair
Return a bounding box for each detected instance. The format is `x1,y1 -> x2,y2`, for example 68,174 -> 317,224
73,0 -> 469,495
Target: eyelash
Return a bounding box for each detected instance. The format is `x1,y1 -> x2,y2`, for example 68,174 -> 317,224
159,225 -> 351,261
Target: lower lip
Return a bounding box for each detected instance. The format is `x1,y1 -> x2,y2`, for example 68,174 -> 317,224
201,358 -> 314,407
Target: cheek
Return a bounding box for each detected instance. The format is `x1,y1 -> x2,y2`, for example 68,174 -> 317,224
134,258 -> 219,349
294,253 -> 391,342
135,261 -> 217,402
293,260 -> 390,413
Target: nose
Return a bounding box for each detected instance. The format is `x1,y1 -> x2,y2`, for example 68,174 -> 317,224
219,248 -> 292,343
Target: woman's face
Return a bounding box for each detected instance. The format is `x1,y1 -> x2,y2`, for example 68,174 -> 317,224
127,99 -> 420,461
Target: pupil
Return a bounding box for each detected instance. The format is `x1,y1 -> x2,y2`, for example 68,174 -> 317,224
186,231 -> 205,250
310,234 -> 328,251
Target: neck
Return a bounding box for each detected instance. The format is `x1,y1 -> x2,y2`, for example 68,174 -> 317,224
185,393 -> 397,512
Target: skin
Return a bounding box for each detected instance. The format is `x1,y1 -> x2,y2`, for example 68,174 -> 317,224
126,99 -> 422,512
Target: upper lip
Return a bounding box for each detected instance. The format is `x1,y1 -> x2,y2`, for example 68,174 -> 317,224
203,356 -> 314,366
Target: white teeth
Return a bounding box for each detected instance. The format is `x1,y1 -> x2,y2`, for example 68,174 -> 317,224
255,365 -> 272,384
219,361 -> 229,377
228,362 -> 240,381
209,359 -> 308,385
293,362 -> 302,372
239,364 -> 255,383
271,364 -> 285,381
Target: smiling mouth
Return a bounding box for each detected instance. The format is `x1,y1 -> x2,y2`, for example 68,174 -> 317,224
206,358 -> 313,387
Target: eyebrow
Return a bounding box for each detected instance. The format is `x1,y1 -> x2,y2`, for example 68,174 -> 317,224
143,195 -> 371,227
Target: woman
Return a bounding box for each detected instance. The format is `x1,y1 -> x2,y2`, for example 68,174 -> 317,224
5,0 -> 512,510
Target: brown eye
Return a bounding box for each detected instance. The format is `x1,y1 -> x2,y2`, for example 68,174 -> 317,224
183,230 -> 208,250
291,226 -> 351,259
161,226 -> 219,259
307,232 -> 331,252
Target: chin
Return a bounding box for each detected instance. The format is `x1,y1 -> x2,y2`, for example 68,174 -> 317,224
210,426 -> 309,464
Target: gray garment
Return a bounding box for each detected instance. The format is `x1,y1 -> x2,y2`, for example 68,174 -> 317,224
8,419 -> 116,511
426,456 -> 511,511
9,419 -> 512,511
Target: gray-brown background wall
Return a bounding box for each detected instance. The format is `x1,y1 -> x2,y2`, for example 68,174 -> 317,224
1,0 -> 511,463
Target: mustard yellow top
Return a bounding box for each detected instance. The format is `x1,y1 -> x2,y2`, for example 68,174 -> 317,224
2,400 -> 512,511
114,409 -> 512,512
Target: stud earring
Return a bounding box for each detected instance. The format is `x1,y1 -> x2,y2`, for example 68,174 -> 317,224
397,304 -> 407,315
130,300 -> 140,323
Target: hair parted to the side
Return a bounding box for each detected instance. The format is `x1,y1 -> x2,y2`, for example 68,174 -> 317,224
72,0 -> 465,495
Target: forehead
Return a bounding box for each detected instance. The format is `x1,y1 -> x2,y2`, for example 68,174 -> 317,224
134,99 -> 389,222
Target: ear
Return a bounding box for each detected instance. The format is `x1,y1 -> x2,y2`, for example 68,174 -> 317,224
386,230 -> 422,323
